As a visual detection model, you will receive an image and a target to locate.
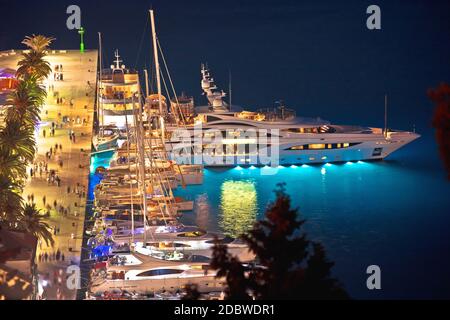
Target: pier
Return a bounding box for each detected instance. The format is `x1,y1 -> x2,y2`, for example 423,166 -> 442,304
0,49 -> 98,300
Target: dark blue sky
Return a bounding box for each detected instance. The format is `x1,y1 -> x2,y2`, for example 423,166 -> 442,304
1,0 -> 449,133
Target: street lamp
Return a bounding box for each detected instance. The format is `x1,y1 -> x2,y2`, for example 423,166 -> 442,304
78,27 -> 85,53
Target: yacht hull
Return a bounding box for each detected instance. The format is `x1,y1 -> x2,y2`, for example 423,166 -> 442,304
166,131 -> 420,166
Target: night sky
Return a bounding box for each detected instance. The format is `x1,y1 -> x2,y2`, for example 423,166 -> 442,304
1,0 -> 449,133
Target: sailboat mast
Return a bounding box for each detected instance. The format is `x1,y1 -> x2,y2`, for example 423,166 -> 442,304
384,94 -> 388,137
229,69 -> 232,112
134,91 -> 148,245
124,95 -> 134,244
150,10 -> 163,115
143,69 -> 150,97
98,32 -> 104,128
149,9 -> 166,143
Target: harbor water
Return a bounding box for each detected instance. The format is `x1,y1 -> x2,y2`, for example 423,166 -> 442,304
89,132 -> 450,299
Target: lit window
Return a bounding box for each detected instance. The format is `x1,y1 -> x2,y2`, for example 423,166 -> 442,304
309,157 -> 316,161
321,156 -> 327,160
337,143 -> 341,148
327,144 -> 332,149
308,144 -> 326,149
343,143 -> 350,148
290,145 -> 304,150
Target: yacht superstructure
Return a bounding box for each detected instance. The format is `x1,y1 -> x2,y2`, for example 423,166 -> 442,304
99,50 -> 140,128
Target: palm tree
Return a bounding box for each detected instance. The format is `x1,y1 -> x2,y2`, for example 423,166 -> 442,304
0,145 -> 27,182
0,174 -> 23,225
21,35 -> 55,53
5,75 -> 44,127
16,51 -> 52,81
0,119 -> 36,163
18,203 -> 54,247
16,35 -> 54,82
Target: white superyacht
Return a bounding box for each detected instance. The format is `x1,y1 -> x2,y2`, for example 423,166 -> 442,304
163,65 -> 420,166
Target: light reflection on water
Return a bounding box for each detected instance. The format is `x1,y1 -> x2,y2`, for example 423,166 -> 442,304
218,180 -> 258,237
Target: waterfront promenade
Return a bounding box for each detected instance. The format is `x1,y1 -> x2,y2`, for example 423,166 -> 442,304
0,50 -> 97,300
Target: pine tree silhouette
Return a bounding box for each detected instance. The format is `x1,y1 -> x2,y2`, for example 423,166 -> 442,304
209,183 -> 349,300
429,83 -> 450,179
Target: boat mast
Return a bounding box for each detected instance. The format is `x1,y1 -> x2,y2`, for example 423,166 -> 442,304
133,91 -> 148,245
149,9 -> 165,143
384,94 -> 388,137
98,32 -> 104,128
144,69 -> 150,98
123,95 -> 135,244
229,69 -> 232,112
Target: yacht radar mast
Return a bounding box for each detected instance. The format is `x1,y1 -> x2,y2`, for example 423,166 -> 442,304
201,64 -> 229,111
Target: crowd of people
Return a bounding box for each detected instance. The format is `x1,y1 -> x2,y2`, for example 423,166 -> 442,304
38,249 -> 65,263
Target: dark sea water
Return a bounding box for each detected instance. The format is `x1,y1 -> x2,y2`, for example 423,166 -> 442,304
5,0 -> 449,299
174,135 -> 450,299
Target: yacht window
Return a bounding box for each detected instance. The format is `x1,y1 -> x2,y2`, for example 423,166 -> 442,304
285,142 -> 361,151
177,231 -> 206,237
206,115 -> 223,122
309,144 -> 326,149
205,236 -> 235,244
136,269 -> 184,277
210,122 -> 256,127
289,145 -> 304,150
372,148 -> 383,156
189,255 -> 211,263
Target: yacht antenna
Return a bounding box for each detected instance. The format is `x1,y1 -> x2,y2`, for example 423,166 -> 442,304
114,49 -> 122,69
